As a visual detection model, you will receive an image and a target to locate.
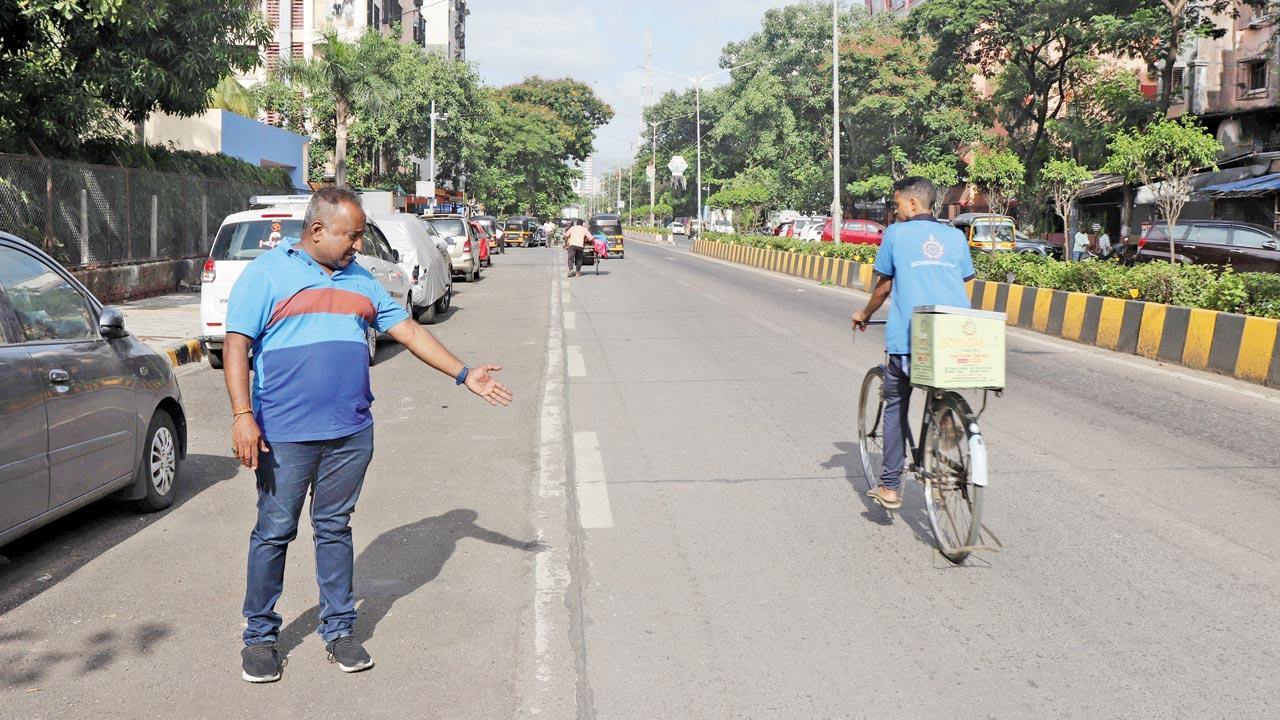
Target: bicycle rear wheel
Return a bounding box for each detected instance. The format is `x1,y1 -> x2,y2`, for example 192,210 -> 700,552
921,391 -> 986,564
857,366 -> 886,493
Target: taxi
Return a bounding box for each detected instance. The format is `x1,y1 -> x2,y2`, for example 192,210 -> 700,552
950,213 -> 1016,253
502,216 -> 539,247
589,213 -> 625,258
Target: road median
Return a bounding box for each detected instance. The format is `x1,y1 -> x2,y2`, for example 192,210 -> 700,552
689,237 -> 1280,389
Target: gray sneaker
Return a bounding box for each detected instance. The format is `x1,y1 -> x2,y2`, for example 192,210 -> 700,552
325,635 -> 374,673
241,642 -> 284,683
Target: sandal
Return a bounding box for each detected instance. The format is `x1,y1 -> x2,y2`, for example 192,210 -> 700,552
867,486 -> 902,510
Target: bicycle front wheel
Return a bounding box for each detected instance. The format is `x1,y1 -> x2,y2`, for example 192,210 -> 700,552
921,391 -> 986,564
857,366 -> 886,494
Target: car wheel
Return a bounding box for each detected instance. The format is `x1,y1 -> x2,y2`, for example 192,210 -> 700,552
366,325 -> 377,364
434,283 -> 452,314
207,349 -> 224,370
132,410 -> 180,512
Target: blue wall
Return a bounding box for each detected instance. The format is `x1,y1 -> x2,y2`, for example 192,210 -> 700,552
219,111 -> 309,189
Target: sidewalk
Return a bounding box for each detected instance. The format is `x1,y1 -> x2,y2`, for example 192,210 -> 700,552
116,291 -> 205,368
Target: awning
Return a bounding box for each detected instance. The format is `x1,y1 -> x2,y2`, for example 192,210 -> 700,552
1198,172 -> 1280,198
1136,165 -> 1265,204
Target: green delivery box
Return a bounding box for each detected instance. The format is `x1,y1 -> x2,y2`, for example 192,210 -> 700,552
910,305 -> 1007,389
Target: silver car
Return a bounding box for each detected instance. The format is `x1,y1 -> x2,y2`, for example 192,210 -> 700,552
421,214 -> 482,282
0,232 -> 187,547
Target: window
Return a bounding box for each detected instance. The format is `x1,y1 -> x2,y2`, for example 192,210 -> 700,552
1231,228 -> 1277,248
1194,226 -> 1231,246
1171,67 -> 1185,90
1250,61 -> 1267,92
0,247 -> 95,343
211,220 -> 303,261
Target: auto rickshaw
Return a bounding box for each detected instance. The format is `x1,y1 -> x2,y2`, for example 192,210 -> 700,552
589,213 -> 625,259
950,213 -> 1016,253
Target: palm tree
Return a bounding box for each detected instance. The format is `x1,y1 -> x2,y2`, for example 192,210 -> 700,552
278,30 -> 398,187
208,76 -> 257,117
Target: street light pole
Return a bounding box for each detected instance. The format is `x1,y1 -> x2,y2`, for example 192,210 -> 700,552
429,99 -> 437,196
831,0 -> 842,230
650,123 -> 657,226
642,62 -> 761,234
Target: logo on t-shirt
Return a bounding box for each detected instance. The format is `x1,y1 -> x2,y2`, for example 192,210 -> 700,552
922,236 -> 944,260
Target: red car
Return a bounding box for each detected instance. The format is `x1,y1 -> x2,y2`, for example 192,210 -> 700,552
820,218 -> 885,245
469,221 -> 493,267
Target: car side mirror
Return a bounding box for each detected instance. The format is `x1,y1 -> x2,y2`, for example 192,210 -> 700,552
392,249 -> 401,263
99,306 -> 127,339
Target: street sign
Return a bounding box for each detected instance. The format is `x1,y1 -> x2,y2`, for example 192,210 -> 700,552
416,180 -> 436,198
668,155 -> 687,177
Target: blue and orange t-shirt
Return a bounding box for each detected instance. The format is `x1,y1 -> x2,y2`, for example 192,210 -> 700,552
225,239 -> 410,442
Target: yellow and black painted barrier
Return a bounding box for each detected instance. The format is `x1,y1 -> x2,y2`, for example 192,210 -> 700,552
163,338 -> 204,369
691,238 -> 1280,389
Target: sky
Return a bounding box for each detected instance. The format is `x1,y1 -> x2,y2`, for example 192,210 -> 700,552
467,0 -> 801,179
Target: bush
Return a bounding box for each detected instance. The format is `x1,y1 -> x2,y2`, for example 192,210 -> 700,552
702,234 -> 1280,319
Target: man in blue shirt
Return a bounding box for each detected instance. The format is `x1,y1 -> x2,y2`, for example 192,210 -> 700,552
224,187 -> 513,683
851,177 -> 974,510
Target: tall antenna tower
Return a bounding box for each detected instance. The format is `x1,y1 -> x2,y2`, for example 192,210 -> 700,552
642,27 -> 654,110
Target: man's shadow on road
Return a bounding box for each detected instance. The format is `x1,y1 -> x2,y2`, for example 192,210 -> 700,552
276,509 -> 543,657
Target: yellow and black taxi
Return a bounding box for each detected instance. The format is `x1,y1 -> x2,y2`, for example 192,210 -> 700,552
473,215 -> 503,253
589,213 -> 625,258
949,213 -> 1016,253
502,216 -> 541,247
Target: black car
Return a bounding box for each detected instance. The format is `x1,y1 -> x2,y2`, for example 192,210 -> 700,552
1119,219 -> 1280,273
1015,232 -> 1064,260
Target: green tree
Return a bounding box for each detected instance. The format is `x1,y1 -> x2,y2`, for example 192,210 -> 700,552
1105,116 -> 1222,262
1046,62 -> 1155,167
0,0 -> 270,151
209,76 -> 256,118
279,30 -> 398,187
967,148 -> 1026,216
1040,157 -> 1094,261
708,168 -> 774,232
909,160 -> 962,215
501,77 -> 614,162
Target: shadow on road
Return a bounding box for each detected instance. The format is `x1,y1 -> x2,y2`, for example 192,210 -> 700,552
822,441 -> 937,550
275,509 -> 543,657
0,617 -> 176,689
0,454 -> 242,614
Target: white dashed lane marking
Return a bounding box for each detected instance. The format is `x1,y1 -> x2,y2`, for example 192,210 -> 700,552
567,345 -> 586,377
572,431 -> 613,529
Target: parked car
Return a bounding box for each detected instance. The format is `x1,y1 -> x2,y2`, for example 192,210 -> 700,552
671,218 -> 690,235
950,213 -> 1016,253
201,200 -> 411,367
798,218 -> 824,241
421,213 -> 482,282
1118,219 -> 1280,272
470,220 -> 494,267
774,221 -> 797,238
821,218 -> 886,245
472,215 -> 505,254
371,213 -> 453,323
589,213 -> 625,258
1014,232 -> 1064,259
1,231 -> 187,547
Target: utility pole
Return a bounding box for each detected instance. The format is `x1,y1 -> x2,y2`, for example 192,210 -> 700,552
428,99 -> 438,206
616,167 -> 622,213
831,0 -> 842,229
650,123 -> 657,226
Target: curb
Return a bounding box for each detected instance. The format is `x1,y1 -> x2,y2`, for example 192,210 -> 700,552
161,338 -> 205,369
689,238 -> 1280,389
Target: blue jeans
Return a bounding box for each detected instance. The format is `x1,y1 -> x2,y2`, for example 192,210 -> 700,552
1072,250 -> 1087,261
243,425 -> 374,645
880,355 -> 913,491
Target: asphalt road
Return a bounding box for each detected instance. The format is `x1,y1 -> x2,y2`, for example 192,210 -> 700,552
3,238 -> 1280,718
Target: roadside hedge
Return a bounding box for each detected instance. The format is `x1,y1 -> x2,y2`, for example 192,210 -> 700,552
696,232 -> 1280,319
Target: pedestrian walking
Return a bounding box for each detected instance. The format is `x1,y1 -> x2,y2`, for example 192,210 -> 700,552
223,187 -> 513,684
1072,226 -> 1091,261
564,219 -> 590,277
543,220 -> 557,248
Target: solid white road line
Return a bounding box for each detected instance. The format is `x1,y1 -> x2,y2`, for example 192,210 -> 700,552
518,267 -> 577,719
567,345 -> 587,377
573,431 -> 614,529
563,310 -> 577,330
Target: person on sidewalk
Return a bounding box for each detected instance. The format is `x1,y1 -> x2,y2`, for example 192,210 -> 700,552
223,187 -> 513,684
564,219 -> 590,277
1095,224 -> 1111,257
850,177 -> 975,510
1072,227 -> 1091,261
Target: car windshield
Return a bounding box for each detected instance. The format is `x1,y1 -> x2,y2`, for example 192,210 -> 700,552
427,218 -> 467,238
592,221 -> 622,235
973,221 -> 1015,244
504,220 -> 524,230
211,219 -> 304,261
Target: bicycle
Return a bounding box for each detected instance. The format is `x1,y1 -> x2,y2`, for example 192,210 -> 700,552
854,320 -> 998,564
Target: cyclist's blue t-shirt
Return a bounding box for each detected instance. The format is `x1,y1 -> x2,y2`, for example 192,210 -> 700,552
872,218 -> 975,355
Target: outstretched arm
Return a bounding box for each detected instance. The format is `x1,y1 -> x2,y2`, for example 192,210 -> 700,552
385,319 -> 514,406
851,274 -> 893,330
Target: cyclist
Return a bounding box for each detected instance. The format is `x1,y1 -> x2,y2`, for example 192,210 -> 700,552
850,177 -> 975,510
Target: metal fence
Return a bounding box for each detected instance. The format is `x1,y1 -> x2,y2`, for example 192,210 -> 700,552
0,153 -> 292,269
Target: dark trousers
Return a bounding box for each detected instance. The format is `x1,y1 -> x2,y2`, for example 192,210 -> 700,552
880,355 -> 912,491
567,245 -> 584,273
243,426 -> 374,645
